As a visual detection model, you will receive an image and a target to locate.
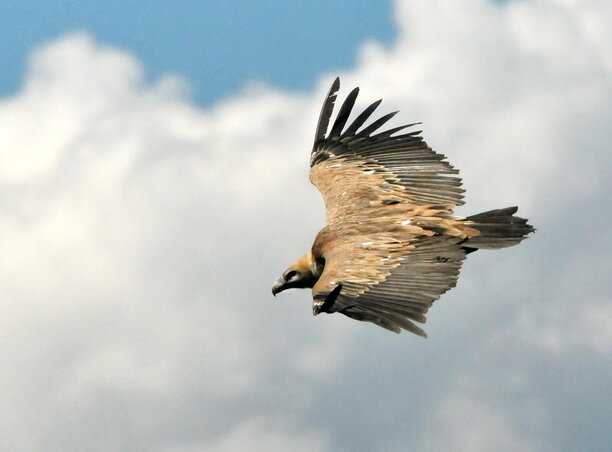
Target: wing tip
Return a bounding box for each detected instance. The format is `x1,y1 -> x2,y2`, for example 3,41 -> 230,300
329,86 -> 360,139
313,76 -> 342,145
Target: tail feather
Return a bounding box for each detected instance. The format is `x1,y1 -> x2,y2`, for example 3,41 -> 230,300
464,206 -> 534,250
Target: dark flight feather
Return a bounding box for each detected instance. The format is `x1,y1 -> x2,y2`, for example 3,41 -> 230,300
313,77 -> 341,145
342,99 -> 383,137
328,87 -> 359,139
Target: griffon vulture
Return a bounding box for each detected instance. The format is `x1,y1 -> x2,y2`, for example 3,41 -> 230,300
272,78 -> 534,337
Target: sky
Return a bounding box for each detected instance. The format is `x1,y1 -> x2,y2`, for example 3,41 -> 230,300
0,0 -> 394,105
0,1 -> 611,451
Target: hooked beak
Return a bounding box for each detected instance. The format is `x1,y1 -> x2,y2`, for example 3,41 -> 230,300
271,277 -> 286,296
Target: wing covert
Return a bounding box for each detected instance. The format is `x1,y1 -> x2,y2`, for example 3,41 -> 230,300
312,235 -> 470,336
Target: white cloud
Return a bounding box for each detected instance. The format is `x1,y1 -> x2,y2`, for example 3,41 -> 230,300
0,32 -> 344,452
156,417 -> 331,452
516,302 -> 612,355
421,393 -> 541,452
0,0 -> 610,451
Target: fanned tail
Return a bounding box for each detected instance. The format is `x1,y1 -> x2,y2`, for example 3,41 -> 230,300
463,206 -> 535,250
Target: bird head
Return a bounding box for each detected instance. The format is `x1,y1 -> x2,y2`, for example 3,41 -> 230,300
272,254 -> 317,296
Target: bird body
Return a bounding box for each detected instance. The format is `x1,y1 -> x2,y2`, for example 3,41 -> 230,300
272,78 -> 534,337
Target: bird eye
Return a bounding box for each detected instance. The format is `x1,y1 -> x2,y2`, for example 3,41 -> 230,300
285,270 -> 299,281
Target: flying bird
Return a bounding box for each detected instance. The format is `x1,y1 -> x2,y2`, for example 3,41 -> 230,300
272,78 -> 534,337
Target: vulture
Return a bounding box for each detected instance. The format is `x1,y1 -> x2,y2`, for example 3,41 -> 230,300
272,77 -> 534,337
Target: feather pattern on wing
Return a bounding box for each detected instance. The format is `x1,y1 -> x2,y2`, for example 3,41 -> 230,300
311,83 -> 464,212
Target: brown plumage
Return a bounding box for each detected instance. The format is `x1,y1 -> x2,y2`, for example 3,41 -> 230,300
272,77 -> 534,337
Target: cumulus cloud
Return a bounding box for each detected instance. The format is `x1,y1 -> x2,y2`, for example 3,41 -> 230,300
0,0 -> 610,451
421,392 -> 542,452
0,32 -> 345,452
155,417 -> 331,452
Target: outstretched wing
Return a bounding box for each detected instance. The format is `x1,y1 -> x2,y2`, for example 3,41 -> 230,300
310,77 -> 465,225
312,235 -> 471,336
309,78 -> 472,336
